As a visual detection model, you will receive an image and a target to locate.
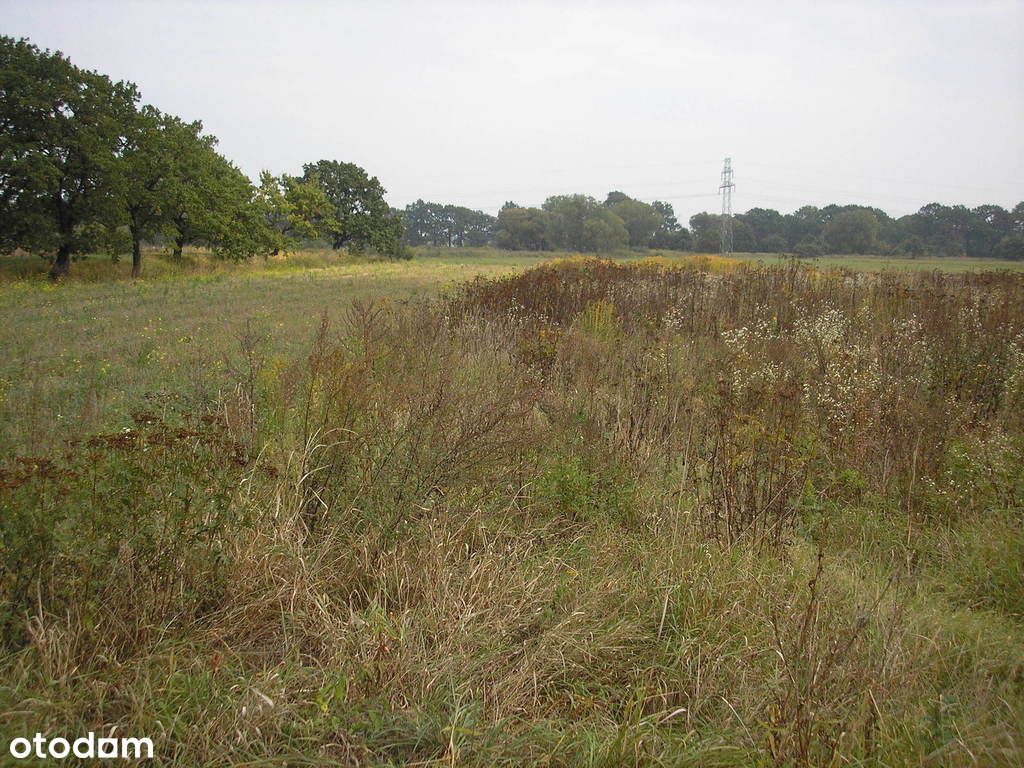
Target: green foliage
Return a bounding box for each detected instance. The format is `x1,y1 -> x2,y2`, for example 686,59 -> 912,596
543,194 -> 628,252
583,206 -> 629,252
257,171 -> 337,254
302,159 -> 404,257
401,199 -> 495,246
536,453 -> 633,523
0,36 -> 139,276
899,233 -> 927,257
996,233 -> 1024,261
688,211 -> 721,251
495,204 -> 550,250
793,236 -> 824,257
0,36 -> 281,274
158,117 -> 265,262
120,106 -> 233,275
760,233 -> 788,253
610,197 -> 662,248
649,200 -> 691,250
823,209 -> 881,254
678,200 -> 1024,259
742,207 -> 785,250
0,413 -> 248,651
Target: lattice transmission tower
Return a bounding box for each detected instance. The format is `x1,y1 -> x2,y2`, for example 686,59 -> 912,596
719,157 -> 735,254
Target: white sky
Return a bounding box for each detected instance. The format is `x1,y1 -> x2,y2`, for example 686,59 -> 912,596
4,0 -> 1022,221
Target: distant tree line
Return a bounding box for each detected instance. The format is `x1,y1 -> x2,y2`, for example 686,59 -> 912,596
689,203 -> 1024,260
401,194 -> 1024,260
0,37 -> 405,277
5,37 -> 1021,275
399,200 -> 494,247
398,192 -> 691,253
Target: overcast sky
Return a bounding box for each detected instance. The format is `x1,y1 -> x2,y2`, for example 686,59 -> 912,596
4,0 -> 1022,220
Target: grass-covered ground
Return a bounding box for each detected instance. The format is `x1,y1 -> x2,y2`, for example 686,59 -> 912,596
0,249 -> 554,453
2,249 -> 1023,766
733,252 -> 1024,272
2,246 -> 1019,453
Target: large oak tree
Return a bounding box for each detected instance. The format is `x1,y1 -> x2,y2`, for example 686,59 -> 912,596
301,159 -> 403,257
1,36 -> 138,277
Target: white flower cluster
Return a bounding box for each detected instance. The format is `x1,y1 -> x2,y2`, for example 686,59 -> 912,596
841,272 -> 878,289
720,310 -> 784,397
889,315 -> 933,374
662,302 -> 690,332
793,306 -> 848,352
721,315 -> 774,351
1004,332 -> 1024,406
792,305 -> 880,434
504,301 -> 528,328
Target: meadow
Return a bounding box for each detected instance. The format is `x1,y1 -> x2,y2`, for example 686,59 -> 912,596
1,248 -> 1023,766
3,246 -> 1019,453
0,249 -> 551,453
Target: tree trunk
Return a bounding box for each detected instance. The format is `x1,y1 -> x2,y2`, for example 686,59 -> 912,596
48,243 -> 71,280
131,228 -> 142,278
172,234 -> 185,260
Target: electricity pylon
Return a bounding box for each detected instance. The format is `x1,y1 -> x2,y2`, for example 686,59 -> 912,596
719,157 -> 735,254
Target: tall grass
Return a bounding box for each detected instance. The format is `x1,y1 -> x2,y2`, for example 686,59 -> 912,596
1,258 -> 1022,765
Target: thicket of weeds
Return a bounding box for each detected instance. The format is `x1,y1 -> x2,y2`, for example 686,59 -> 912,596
2,257 -> 1023,766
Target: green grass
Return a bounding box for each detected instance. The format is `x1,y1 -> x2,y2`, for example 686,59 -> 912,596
0,248 -> 553,452
732,251 -> 1024,272
2,246 -> 1020,453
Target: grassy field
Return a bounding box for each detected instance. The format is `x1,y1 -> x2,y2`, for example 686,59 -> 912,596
0,249 -> 555,453
2,248 -> 1023,766
733,252 -> 1024,272
3,246 -> 1019,453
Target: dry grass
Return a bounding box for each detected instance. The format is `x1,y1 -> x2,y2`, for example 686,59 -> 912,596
2,256 -> 1023,765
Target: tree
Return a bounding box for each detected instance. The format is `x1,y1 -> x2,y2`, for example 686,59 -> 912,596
121,106 -> 171,276
732,219 -> 756,252
689,212 -> 720,252
118,108 -> 227,275
401,199 -> 442,246
823,209 -> 880,254
899,234 -> 927,258
0,36 -> 139,277
301,159 -> 402,257
793,237 -> 824,258
169,135 -> 264,260
784,206 -> 824,248
495,205 -> 550,250
739,207 -> 785,250
400,200 -> 494,247
543,194 -> 627,252
995,234 -> 1024,261
905,203 -> 967,256
583,207 -> 629,252
649,201 -> 691,250
761,233 -> 788,253
257,172 -> 337,254
543,195 -> 595,251
610,197 -> 662,248
966,204 -> 1012,257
